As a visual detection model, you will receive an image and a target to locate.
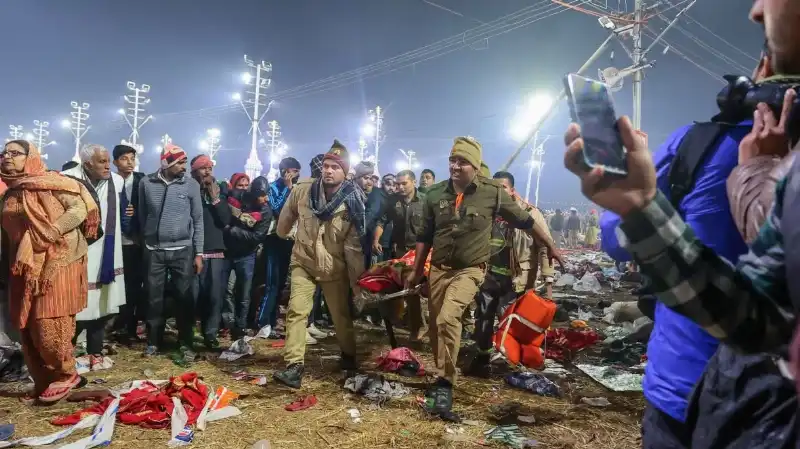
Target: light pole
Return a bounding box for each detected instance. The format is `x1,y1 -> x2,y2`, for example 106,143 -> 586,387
510,92 -> 553,205
62,101 -> 90,162
361,106 -> 384,176
266,120 -> 287,182
235,55 -> 274,180
120,81 -> 153,170
199,128 -> 222,165
395,149 -> 420,172
31,120 -> 55,160
7,125 -> 24,142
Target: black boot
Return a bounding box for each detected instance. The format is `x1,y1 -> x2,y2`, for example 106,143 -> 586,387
464,353 -> 491,378
424,378 -> 460,422
341,353 -> 358,378
274,363 -> 305,389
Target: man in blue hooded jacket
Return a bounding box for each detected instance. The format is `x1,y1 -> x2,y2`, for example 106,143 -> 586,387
600,121 -> 750,447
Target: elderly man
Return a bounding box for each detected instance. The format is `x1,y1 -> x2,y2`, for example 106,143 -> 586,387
63,144 -> 127,371
138,144 -> 204,357
273,140 -> 366,389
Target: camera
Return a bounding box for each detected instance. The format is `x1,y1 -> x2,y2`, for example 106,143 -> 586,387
716,75 -> 800,141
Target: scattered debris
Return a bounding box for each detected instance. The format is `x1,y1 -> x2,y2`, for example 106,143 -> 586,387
219,337 -> 255,362
347,408 -> 362,424
581,397 -> 612,407
505,372 -> 560,397
484,425 -> 537,448
285,395 -> 318,412
344,374 -> 410,404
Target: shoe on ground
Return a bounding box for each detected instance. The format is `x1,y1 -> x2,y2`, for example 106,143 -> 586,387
340,353 -> 358,377
142,346 -> 158,357
204,338 -> 221,351
273,363 -> 305,389
307,324 -> 329,340
424,378 -> 454,415
306,332 -> 319,345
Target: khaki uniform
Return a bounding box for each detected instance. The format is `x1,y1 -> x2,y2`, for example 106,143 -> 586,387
276,179 -> 365,365
378,189 -> 426,335
419,177 -> 535,384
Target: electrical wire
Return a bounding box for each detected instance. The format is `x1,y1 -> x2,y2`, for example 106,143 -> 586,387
644,27 -> 725,83
663,0 -> 758,63
100,0 -> 579,125
663,18 -> 752,74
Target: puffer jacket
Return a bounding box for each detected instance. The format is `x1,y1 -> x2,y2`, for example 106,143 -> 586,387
726,151 -> 797,244
276,179 -> 364,288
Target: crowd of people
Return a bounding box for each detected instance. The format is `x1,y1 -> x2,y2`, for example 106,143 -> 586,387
0,134 -> 561,419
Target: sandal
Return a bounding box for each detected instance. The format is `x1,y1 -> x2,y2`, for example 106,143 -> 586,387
38,374 -> 82,403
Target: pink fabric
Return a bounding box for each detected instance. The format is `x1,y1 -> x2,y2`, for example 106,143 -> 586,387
376,347 -> 425,376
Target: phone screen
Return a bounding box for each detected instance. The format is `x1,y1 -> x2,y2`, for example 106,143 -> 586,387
564,74 -> 627,175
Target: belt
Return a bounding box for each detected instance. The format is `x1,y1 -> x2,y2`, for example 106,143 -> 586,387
432,262 -> 486,271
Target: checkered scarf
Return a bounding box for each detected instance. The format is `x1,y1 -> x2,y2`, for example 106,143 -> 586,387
308,178 -> 367,238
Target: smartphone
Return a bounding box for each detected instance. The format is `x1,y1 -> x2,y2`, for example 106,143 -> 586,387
563,73 -> 628,176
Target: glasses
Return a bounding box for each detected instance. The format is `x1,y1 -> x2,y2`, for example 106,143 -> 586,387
0,150 -> 27,159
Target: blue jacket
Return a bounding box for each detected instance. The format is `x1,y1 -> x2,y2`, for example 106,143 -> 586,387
600,122 -> 750,421
268,178 -> 291,218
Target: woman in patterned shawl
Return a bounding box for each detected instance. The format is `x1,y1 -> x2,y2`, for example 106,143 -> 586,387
0,140 -> 99,404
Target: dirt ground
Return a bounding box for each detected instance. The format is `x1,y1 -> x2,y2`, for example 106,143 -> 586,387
0,308 -> 644,449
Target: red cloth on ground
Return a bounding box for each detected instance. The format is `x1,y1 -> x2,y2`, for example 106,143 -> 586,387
376,347 -> 425,375
544,328 -> 600,361
51,372 -> 210,429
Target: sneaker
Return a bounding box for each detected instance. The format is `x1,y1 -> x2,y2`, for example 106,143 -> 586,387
307,324 -> 328,340
306,332 -> 319,345
273,363 -> 305,389
142,346 -> 158,358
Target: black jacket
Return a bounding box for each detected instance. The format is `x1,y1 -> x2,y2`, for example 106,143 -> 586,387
120,172 -> 146,239
224,203 -> 272,258
202,196 -> 233,252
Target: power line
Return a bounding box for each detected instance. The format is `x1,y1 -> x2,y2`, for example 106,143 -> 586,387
662,17 -> 752,73
644,27 -> 724,82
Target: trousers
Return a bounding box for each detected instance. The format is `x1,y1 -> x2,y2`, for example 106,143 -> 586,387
117,244 -> 144,337
284,266 -> 355,365
195,257 -> 231,341
257,236 -> 293,328
144,247 -> 195,348
428,265 -> 484,384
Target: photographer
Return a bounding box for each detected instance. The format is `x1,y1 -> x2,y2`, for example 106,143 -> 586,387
564,4 -> 800,449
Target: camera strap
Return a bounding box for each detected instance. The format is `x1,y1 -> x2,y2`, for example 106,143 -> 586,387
667,122 -> 732,211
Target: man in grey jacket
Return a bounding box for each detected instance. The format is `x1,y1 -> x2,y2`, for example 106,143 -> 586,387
138,144 -> 204,357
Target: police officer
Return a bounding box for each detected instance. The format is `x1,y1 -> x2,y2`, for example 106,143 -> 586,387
406,136 -> 563,417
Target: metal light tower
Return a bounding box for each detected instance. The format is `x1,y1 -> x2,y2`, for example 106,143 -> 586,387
199,128 -> 222,165
7,125 -> 24,142
364,106 -> 385,175
31,120 -> 54,160
266,120 -> 287,182
523,134 -> 550,206
396,149 -> 420,172
62,101 -> 90,162
234,54 -> 274,180
119,81 -> 153,170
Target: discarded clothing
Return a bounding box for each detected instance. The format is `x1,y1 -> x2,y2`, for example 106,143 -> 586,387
544,328 -> 599,361
52,372 -> 210,429
376,347 -> 425,376
344,374 -> 410,404
484,425 -> 537,449
357,250 -> 431,293
0,345 -> 28,382
576,364 -> 643,392
505,372 -> 560,397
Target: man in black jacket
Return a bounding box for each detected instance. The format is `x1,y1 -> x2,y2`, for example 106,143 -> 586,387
190,155 -> 234,349
225,176 -> 272,340
112,144 -> 148,345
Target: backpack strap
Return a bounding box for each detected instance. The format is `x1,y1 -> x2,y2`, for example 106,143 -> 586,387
666,122 -> 731,211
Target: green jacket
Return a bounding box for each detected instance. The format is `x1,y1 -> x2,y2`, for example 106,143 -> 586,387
418,177 -> 535,269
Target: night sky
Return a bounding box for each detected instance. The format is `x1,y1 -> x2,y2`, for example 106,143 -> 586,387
1,0 -> 761,207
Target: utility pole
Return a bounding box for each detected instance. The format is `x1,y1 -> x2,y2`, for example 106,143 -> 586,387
120,81 -> 153,170
160,134 -> 172,150
358,137 -> 368,163
199,128 -> 222,165
235,54 -> 274,180
631,0 -> 644,130
31,120 -> 54,160
7,125 -> 23,142
501,0 -> 696,170
523,133 -> 550,206
266,120 -> 287,182
63,101 -> 91,162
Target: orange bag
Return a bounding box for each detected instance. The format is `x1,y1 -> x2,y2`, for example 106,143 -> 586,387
492,290 -> 557,370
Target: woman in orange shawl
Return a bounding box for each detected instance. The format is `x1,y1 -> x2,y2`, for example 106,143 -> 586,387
0,140 -> 100,404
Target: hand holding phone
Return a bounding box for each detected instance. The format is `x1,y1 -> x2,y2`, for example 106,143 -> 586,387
563,73 -> 628,176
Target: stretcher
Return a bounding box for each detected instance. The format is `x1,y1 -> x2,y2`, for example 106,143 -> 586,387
357,286 -> 423,349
